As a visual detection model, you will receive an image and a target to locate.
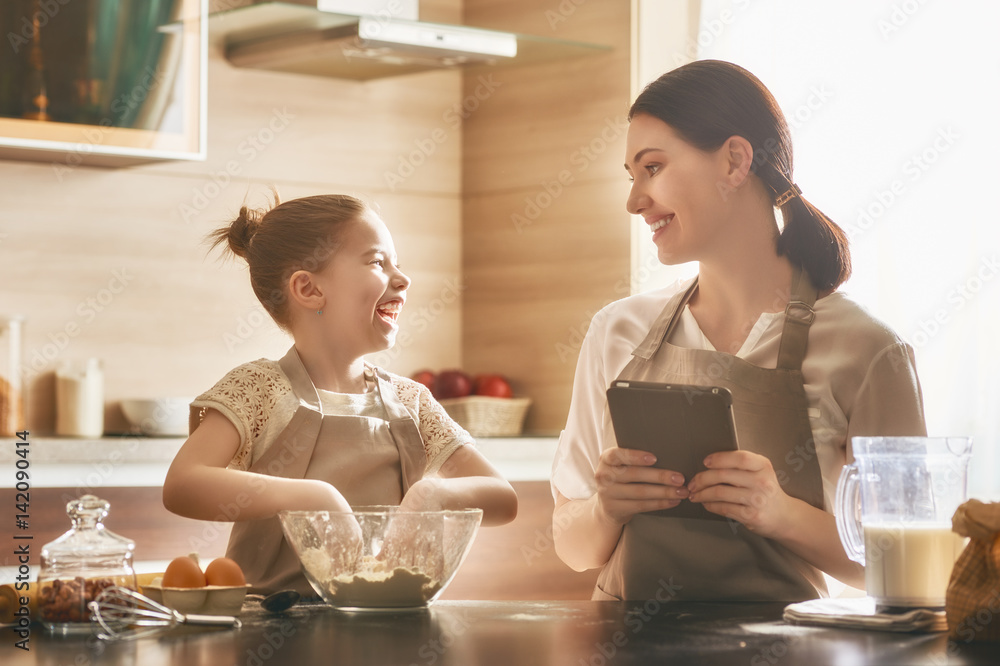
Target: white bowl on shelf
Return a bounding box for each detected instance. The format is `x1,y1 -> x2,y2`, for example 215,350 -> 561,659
120,398 -> 193,437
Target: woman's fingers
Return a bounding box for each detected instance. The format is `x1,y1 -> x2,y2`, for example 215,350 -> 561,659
687,451 -> 790,536
594,447 -> 689,524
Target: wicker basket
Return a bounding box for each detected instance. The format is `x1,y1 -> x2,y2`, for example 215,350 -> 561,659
438,396 -> 532,437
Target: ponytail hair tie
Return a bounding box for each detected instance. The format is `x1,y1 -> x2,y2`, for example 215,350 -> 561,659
775,184 -> 802,207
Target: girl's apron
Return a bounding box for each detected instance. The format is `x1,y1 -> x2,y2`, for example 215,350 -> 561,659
225,347 -> 426,595
594,270 -> 828,601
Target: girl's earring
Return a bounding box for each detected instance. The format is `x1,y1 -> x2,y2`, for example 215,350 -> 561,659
317,310 -> 323,315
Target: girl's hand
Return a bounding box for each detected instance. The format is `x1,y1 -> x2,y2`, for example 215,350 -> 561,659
686,450 -> 794,538
594,447 -> 689,526
380,479 -> 446,576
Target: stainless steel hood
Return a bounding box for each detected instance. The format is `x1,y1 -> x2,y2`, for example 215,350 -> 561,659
209,2 -> 609,80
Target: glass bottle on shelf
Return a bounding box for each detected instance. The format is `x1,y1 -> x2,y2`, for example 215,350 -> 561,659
0,315 -> 25,437
37,495 -> 137,634
20,0 -> 50,121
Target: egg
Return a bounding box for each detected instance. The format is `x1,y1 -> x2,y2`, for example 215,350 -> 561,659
162,555 -> 207,588
204,557 -> 246,587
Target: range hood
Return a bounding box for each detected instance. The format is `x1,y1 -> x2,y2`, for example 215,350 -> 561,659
209,1 -> 608,80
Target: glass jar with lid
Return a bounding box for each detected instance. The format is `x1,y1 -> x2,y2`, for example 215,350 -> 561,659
0,315 -> 25,437
37,495 -> 137,633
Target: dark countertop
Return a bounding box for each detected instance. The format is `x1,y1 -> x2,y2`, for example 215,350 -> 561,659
5,600 -> 997,666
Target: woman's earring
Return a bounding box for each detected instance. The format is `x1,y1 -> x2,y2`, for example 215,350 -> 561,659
317,310 -> 323,315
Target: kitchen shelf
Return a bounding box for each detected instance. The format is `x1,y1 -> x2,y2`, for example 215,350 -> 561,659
0,435 -> 558,487
208,2 -> 611,80
0,0 -> 207,168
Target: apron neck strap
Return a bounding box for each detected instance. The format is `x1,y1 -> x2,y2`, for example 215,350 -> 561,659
278,346 -> 323,411
631,279 -> 699,361
629,269 -> 818,371
370,365 -> 411,421
776,268 -> 818,371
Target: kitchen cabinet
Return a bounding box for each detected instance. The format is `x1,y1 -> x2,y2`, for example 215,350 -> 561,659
0,0 -> 206,168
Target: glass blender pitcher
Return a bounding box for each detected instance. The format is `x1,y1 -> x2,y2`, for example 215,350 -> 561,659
835,436 -> 972,610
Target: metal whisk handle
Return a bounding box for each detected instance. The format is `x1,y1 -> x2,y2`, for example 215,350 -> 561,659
179,613 -> 243,627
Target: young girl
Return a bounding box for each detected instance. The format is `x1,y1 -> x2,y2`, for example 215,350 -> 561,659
163,193 -> 517,595
550,61 -> 927,601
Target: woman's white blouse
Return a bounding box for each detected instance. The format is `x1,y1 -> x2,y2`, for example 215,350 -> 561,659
551,278 -> 927,511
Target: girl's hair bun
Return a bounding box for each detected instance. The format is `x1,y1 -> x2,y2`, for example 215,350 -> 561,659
224,205 -> 263,259
207,191 -> 281,260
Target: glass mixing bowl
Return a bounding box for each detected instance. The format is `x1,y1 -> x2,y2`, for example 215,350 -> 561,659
278,507 -> 482,612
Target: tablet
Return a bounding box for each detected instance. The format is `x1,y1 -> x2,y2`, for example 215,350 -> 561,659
606,380 -> 740,521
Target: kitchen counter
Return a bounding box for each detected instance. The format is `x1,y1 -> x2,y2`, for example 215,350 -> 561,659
0,436 -> 559,487
5,600 -> 996,666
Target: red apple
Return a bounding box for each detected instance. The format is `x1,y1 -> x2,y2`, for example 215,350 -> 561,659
435,370 -> 473,399
411,369 -> 436,393
473,374 -> 513,398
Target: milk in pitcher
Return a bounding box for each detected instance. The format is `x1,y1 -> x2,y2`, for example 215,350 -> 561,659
863,523 -> 967,608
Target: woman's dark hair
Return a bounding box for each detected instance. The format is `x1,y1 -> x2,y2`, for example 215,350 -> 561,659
629,60 -> 851,291
207,191 -> 369,329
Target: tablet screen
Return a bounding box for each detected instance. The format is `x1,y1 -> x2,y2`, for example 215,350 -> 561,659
606,381 -> 739,520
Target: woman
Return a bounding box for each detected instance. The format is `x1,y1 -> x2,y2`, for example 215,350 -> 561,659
550,60 -> 926,601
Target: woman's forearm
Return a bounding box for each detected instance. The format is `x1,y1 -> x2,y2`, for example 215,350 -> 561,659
552,494 -> 625,572
773,499 -> 865,588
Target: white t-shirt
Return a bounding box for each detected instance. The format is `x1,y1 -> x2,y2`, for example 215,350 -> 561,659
192,360 -> 473,475
551,278 -> 927,510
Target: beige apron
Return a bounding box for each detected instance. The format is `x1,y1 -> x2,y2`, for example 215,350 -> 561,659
594,270 -> 828,601
224,347 -> 426,595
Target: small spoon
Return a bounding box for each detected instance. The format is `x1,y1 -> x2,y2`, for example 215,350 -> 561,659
260,589 -> 300,613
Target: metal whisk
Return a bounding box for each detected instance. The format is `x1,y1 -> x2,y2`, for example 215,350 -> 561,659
88,586 -> 242,641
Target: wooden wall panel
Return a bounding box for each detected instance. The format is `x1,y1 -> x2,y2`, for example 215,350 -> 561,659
461,0 -> 633,433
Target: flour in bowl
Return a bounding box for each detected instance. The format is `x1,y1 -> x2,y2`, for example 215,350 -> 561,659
299,550 -> 442,607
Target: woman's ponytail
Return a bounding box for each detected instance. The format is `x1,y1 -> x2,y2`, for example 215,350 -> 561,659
775,194 -> 851,292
